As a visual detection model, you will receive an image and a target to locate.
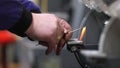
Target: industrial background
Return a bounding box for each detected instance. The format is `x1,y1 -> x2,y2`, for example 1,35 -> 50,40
1,0 -> 120,68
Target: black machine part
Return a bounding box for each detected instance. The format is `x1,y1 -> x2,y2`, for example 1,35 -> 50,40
67,39 -> 90,68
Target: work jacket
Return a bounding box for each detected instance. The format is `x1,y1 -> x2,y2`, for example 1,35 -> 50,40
0,0 -> 41,36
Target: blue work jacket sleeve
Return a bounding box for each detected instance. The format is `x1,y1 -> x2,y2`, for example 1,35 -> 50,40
0,0 -> 41,36
20,0 -> 41,12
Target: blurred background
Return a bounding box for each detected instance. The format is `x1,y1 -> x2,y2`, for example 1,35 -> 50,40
0,0 -> 114,68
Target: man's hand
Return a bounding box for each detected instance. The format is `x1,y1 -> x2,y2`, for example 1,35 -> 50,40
25,13 -> 72,55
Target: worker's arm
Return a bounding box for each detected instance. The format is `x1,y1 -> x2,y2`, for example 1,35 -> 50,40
0,0 -> 73,55
0,0 -> 40,36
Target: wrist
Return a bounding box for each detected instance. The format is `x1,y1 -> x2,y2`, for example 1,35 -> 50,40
25,13 -> 37,40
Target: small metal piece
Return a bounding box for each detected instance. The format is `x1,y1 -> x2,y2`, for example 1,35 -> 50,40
67,39 -> 83,52
69,27 -> 82,33
67,39 -> 90,68
71,46 -> 78,52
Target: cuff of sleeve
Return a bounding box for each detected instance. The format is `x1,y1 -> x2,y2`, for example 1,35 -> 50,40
8,7 -> 32,37
31,10 -> 41,13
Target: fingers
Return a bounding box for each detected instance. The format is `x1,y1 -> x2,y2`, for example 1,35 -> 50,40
45,39 -> 56,55
44,17 -> 61,55
56,38 -> 66,55
58,18 -> 73,40
55,18 -> 72,55
45,17 -> 72,55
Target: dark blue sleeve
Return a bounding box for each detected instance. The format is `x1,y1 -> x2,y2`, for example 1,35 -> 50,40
0,0 -> 23,29
0,0 -> 41,36
20,0 -> 41,12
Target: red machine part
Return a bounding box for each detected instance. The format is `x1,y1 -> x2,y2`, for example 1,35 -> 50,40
0,30 -> 16,45
0,30 -> 17,68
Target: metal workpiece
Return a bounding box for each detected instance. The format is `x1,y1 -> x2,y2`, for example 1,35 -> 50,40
67,39 -> 83,52
67,39 -> 90,68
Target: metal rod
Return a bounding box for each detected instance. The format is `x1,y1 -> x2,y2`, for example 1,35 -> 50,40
74,51 -> 90,68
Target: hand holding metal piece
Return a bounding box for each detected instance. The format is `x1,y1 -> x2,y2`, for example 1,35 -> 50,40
37,27 -> 86,55
56,26 -> 86,55
36,10 -> 91,55
56,30 -> 69,55
57,10 -> 90,55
